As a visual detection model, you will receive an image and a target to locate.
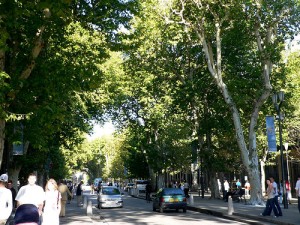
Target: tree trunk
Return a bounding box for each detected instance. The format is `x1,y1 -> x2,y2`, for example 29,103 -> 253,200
157,173 -> 165,189
8,166 -> 22,191
210,171 -> 221,199
260,160 -> 266,195
0,119 -> 5,170
193,19 -> 268,204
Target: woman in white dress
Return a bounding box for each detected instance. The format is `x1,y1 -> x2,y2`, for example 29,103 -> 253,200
42,179 -> 61,225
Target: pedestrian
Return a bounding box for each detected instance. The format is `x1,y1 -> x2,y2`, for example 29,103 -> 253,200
180,181 -> 184,191
261,179 -> 279,217
90,183 -> 95,195
145,182 -> 152,203
269,176 -> 282,216
76,181 -> 83,206
67,181 -> 73,203
0,174 -> 13,225
97,181 -> 102,194
244,180 -> 250,196
7,179 -> 17,209
15,173 -> 45,224
223,179 -> 230,200
42,179 -> 61,225
58,180 -> 72,217
286,180 -> 291,204
183,180 -> 189,198
14,204 -> 39,225
295,175 -> 300,212
236,179 -> 241,189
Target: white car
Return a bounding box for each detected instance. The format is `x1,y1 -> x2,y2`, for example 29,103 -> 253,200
97,186 -> 123,209
82,184 -> 91,191
136,180 -> 149,193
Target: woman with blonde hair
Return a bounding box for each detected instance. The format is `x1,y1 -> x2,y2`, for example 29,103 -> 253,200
42,179 -> 61,225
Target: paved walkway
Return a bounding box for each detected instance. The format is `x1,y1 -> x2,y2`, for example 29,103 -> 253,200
51,192 -> 300,225
187,192 -> 300,225
60,195 -> 99,225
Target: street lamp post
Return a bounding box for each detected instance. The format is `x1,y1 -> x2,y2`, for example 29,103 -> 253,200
284,143 -> 290,184
272,91 -> 288,209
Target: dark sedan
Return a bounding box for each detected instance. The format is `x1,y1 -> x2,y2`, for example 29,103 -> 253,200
152,188 -> 187,213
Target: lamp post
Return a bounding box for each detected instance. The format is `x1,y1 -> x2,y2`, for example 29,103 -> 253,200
284,143 -> 290,183
272,91 -> 288,209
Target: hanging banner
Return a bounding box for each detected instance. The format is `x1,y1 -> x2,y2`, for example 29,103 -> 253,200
266,116 -> 277,152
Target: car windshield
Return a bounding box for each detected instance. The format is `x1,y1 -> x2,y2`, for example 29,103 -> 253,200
162,188 -> 184,195
102,188 -> 120,195
136,180 -> 148,185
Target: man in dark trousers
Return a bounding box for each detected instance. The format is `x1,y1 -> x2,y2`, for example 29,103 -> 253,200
145,182 -> 152,203
76,181 -> 83,207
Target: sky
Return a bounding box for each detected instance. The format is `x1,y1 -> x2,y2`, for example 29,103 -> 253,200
86,122 -> 115,141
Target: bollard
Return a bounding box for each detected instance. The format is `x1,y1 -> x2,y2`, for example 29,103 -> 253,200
83,196 -> 88,209
228,196 -> 234,215
189,194 -> 194,206
87,200 -> 93,216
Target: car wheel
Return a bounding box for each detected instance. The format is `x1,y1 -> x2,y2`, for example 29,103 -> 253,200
183,208 -> 187,213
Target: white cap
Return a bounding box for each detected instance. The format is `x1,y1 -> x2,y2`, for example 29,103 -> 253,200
0,174 -> 8,182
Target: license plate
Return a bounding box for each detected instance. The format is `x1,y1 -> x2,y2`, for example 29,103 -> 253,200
169,198 -> 178,202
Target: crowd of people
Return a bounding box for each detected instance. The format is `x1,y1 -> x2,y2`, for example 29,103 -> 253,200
0,173 -> 75,225
2,173 -> 300,224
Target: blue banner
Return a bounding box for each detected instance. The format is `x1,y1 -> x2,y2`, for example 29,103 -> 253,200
266,116 -> 277,152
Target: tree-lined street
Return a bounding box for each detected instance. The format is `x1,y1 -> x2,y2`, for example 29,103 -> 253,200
1,0 -> 300,209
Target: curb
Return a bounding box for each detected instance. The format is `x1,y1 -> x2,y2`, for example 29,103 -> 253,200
131,193 -> 296,225
187,205 -> 295,225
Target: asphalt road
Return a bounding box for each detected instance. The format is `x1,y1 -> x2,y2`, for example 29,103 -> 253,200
89,192 -> 249,225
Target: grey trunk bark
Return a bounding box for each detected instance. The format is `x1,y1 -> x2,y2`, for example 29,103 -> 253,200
0,119 -> 5,170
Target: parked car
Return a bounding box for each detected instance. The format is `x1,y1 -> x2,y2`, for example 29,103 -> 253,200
135,180 -> 149,193
82,184 -> 91,191
124,183 -> 135,191
152,188 -> 187,213
97,186 -> 123,209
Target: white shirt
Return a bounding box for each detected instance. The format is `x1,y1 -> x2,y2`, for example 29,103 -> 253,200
224,181 -> 230,191
184,182 -> 189,189
0,186 -> 13,220
295,179 -> 300,197
15,184 -> 45,207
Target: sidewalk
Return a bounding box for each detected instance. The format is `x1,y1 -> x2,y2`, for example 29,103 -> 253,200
134,191 -> 300,225
187,192 -> 300,225
60,195 -> 98,225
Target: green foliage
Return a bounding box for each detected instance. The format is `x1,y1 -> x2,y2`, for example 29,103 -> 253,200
1,0 -> 139,176
285,50 -> 300,154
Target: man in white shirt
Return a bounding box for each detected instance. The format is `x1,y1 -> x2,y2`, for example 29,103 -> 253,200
0,174 -> 13,225
295,175 -> 300,213
270,176 -> 282,216
15,173 -> 45,217
223,180 -> 230,200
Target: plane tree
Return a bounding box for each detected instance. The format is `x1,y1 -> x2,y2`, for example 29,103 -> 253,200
0,0 -> 138,180
159,0 -> 300,204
